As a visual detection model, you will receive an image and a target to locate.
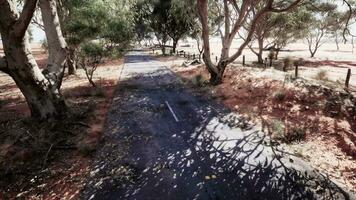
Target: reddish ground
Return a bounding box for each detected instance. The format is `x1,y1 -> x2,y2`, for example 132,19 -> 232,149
0,49 -> 123,199
173,64 -> 356,191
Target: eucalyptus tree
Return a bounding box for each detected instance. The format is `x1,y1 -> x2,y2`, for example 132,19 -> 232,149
0,0 -> 67,119
135,0 -> 196,54
266,7 -> 312,59
168,0 -> 197,53
305,2 -> 340,57
197,0 -> 302,85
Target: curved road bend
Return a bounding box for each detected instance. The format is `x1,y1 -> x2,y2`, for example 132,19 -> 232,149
81,51 -> 355,200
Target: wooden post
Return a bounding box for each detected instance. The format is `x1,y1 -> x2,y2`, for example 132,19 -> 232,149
242,55 -> 245,66
216,56 -> 218,63
199,54 -> 201,61
295,65 -> 299,78
345,68 -> 351,88
265,57 -> 268,68
352,36 -> 354,54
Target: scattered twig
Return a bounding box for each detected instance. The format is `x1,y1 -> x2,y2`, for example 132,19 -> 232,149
42,144 -> 54,169
70,122 -> 91,128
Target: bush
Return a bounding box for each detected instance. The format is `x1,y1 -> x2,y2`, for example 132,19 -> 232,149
78,41 -> 106,87
315,70 -> 328,81
283,57 -> 293,71
268,50 -> 276,60
272,89 -> 286,101
287,127 -> 306,143
271,120 -> 285,139
270,120 -> 306,143
191,74 -> 205,87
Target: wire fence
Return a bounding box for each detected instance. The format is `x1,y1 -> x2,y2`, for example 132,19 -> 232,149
151,47 -> 354,89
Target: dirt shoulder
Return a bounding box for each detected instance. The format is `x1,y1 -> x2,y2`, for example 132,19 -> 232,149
169,60 -> 356,193
0,49 -> 123,199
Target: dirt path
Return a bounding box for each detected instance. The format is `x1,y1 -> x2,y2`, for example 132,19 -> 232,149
81,51 -> 354,200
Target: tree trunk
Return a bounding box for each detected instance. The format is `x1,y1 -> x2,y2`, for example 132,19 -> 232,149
67,47 -> 77,75
39,0 -> 68,90
209,61 -> 228,85
275,49 -> 280,60
172,39 -> 178,53
2,35 -> 66,119
257,37 -> 264,63
0,0 -> 66,120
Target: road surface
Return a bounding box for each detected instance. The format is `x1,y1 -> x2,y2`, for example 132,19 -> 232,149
81,51 -> 354,200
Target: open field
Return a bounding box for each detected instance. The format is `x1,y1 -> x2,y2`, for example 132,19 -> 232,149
164,39 -> 356,88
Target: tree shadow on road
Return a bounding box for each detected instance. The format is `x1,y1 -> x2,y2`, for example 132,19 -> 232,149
81,55 -> 352,200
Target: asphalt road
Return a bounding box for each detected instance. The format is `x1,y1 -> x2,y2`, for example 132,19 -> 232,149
81,51 -> 354,200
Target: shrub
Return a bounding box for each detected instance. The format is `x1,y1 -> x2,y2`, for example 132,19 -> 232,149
191,74 -> 205,87
283,57 -> 293,71
91,87 -> 105,97
271,120 -> 285,139
286,127 -> 306,143
268,50 -> 276,60
271,120 -> 306,143
78,41 -> 106,87
272,89 -> 286,101
315,70 -> 328,81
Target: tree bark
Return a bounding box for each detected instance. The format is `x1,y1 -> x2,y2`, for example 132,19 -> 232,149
67,47 -> 77,75
0,0 -> 66,119
172,39 -> 178,54
39,0 -> 68,90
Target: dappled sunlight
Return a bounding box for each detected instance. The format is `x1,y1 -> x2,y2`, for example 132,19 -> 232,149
82,54 -> 350,200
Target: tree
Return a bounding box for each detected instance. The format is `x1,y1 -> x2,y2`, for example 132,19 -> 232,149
197,0 -> 302,85
0,0 -> 67,119
135,0 -> 196,55
167,0 -> 197,53
305,2 -> 339,57
266,7 -> 312,60
62,0 -> 107,74
62,0 -> 134,66
100,1 -> 135,54
78,42 -> 106,88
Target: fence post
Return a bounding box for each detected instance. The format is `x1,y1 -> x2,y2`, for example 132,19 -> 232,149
295,65 -> 299,78
216,56 -> 218,63
242,55 -> 245,66
345,68 -> 351,88
265,57 -> 268,68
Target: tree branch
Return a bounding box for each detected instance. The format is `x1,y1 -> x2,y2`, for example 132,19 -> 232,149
14,0 -> 38,38
267,0 -> 302,13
